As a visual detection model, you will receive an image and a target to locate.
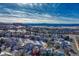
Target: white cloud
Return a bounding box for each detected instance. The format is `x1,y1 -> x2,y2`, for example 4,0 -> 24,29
0,16 -> 79,24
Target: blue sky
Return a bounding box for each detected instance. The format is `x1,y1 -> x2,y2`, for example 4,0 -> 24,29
0,3 -> 79,24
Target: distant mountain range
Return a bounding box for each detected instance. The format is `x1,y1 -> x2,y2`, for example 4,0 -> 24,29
0,22 -> 79,27
22,23 -> 79,27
